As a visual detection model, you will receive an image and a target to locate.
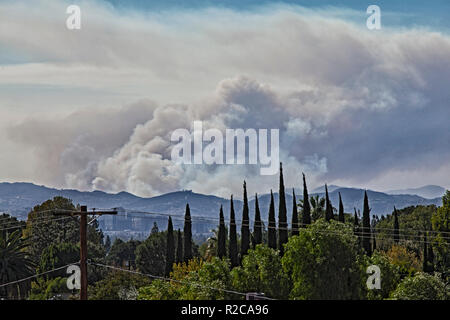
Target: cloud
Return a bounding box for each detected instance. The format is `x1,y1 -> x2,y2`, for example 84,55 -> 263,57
2,1 -> 450,196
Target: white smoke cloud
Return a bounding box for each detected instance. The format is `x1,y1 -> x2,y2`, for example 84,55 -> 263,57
2,1 -> 450,196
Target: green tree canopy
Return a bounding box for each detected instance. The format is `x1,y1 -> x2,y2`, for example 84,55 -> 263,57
282,219 -> 364,299
231,244 -> 290,299
391,273 -> 448,300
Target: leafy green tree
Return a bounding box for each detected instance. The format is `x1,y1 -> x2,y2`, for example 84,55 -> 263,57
24,197 -> 79,259
107,238 -> 140,270
231,244 -> 290,299
278,163 -> 288,255
24,197 -> 104,262
325,185 -> 333,221
217,206 -> 227,259
301,173 -> 311,226
38,242 -> 79,278
0,213 -> 25,240
136,231 -> 166,276
165,217 -> 175,277
138,258 -> 234,300
241,181 -> 250,259
385,245 -> 420,276
229,195 -> 239,267
183,204 -> 192,262
365,251 -> 401,300
89,271 -> 151,300
391,273 -> 448,300
253,194 -> 263,247
282,219 -> 364,299
29,277 -> 74,300
362,191 -> 372,256
268,190 -> 277,250
338,192 -> 345,223
291,189 -> 299,236
0,230 -> 35,299
375,205 -> 435,257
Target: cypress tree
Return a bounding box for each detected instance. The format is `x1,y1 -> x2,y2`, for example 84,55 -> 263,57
268,190 -> 277,250
240,181 -> 250,259
427,233 -> 435,272
354,208 -> 360,244
291,189 -> 299,236
253,193 -> 263,247
338,192 -> 345,223
229,195 -> 239,267
217,205 -> 227,259
176,228 -> 183,264
393,207 -> 400,243
362,191 -> 372,256
302,173 -> 311,226
278,163 -> 288,255
422,231 -> 428,272
325,184 -> 333,221
104,235 -> 111,253
183,203 -> 192,262
371,217 -> 377,252
165,217 -> 175,277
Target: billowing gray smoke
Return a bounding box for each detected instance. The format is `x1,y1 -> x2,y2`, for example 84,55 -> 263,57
3,2 -> 450,197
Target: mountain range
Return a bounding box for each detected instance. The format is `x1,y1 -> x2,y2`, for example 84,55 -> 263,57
0,182 -> 444,226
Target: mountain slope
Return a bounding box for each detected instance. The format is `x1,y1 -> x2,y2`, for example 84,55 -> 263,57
0,182 -> 443,232
386,185 -> 445,199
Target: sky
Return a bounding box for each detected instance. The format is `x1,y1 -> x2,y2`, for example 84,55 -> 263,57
0,0 -> 449,198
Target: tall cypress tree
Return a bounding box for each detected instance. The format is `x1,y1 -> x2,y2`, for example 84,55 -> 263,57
176,228 -> 183,264
278,163 -> 288,255
425,232 -> 435,272
240,181 -> 250,259
338,192 -> 345,223
253,193 -> 262,247
165,217 -> 175,277
229,195 -> 239,267
183,203 -> 192,262
354,208 -> 360,244
217,205 -> 227,259
362,191 -> 372,256
325,184 -> 333,221
302,173 -> 311,226
268,190 -> 277,250
393,207 -> 400,243
291,189 -> 299,236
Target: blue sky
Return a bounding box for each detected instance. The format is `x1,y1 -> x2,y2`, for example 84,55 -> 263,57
103,0 -> 450,30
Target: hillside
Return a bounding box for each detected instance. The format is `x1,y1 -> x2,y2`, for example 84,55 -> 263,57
0,182 -> 443,234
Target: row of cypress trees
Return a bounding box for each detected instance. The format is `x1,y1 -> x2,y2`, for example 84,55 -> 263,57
165,204 -> 193,276
216,163 -> 316,263
165,164 -> 408,275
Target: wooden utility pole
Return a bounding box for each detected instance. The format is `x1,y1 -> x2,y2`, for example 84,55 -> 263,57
79,206 -> 88,300
55,206 -> 117,300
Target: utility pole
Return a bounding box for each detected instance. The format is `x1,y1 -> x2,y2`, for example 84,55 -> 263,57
55,206 -> 117,300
